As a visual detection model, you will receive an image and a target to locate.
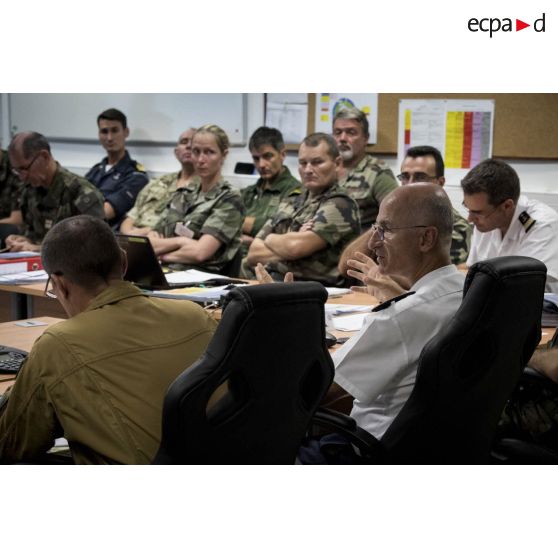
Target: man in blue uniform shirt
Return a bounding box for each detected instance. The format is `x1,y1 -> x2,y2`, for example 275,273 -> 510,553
85,108 -> 148,228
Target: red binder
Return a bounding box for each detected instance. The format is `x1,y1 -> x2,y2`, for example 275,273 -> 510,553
0,256 -> 43,273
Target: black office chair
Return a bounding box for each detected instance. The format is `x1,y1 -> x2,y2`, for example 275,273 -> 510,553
310,256 -> 547,464
493,327 -> 558,463
153,281 -> 335,464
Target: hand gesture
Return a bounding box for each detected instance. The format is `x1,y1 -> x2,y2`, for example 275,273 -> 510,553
255,262 -> 293,284
347,251 -> 405,302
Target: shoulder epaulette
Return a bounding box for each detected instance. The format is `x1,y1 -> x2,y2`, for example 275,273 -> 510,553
372,290 -> 416,312
518,211 -> 536,233
136,162 -> 146,172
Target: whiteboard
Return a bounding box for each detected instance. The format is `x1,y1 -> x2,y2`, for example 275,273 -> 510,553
8,93 -> 247,145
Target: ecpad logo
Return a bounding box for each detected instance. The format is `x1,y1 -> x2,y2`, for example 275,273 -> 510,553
468,12 -> 546,37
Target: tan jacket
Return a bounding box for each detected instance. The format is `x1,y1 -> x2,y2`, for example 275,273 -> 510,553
0,281 -> 216,464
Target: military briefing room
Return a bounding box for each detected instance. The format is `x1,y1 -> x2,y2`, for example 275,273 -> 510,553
0,92 -> 557,465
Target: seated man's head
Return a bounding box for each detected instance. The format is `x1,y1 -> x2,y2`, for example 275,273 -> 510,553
370,184 -> 453,288
298,133 -> 341,195
461,159 -> 519,234
97,108 -> 129,158
174,128 -> 197,168
399,145 -> 445,186
332,107 -> 370,165
42,215 -> 125,317
248,127 -> 286,182
8,131 -> 55,187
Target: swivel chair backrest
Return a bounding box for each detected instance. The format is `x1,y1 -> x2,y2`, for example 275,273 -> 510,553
381,256 -> 547,464
153,282 -> 334,464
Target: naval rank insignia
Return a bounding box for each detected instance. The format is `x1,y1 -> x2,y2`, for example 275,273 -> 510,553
518,211 -> 536,233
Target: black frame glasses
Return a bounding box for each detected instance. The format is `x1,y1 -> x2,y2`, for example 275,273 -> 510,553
396,172 -> 439,184
44,275 -> 57,299
11,153 -> 41,177
371,224 -> 430,241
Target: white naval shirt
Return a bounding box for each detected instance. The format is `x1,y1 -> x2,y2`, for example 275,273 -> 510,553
467,195 -> 558,292
333,265 -> 465,439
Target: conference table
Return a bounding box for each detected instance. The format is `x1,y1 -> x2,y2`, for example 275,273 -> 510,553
0,282 -> 555,396
0,288 -> 377,394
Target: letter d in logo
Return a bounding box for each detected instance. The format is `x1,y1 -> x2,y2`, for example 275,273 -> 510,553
534,13 -> 546,32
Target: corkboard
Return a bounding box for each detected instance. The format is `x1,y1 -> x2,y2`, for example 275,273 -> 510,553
304,93 -> 558,159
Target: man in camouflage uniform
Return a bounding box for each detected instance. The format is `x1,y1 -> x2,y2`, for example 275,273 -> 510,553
333,107 -> 398,228
245,133 -> 360,286
240,127 -> 301,256
86,108 -> 148,229
120,128 -> 198,235
0,149 -> 24,247
150,177 -> 244,274
339,145 -> 471,276
6,132 -> 105,252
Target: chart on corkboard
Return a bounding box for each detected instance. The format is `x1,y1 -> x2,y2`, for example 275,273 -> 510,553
398,98 -> 495,184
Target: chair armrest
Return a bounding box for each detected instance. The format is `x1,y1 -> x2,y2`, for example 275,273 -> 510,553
522,366 -> 558,391
311,407 -> 385,462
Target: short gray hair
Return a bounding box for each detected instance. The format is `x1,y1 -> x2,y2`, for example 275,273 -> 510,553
332,107 -> 369,137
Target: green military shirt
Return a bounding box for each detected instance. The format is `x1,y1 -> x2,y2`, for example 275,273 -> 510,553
0,281 -> 216,464
0,149 -> 24,219
240,166 -> 301,238
20,163 -> 105,244
450,207 -> 472,265
339,154 -> 398,228
256,184 -> 361,286
154,178 -> 245,273
127,171 -> 191,228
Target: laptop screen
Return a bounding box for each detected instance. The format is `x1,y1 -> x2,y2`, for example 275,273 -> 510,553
116,234 -> 169,290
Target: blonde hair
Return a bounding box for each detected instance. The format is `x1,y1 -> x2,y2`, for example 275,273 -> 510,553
194,124 -> 230,155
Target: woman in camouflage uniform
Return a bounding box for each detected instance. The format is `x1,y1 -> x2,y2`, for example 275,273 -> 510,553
148,125 -> 244,274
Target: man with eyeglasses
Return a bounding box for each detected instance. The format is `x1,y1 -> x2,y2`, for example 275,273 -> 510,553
462,158 -> 558,292
338,145 -> 472,278
5,132 -> 104,252
297,184 -> 465,461
333,107 -> 398,229
0,215 -> 216,464
0,148 -> 24,248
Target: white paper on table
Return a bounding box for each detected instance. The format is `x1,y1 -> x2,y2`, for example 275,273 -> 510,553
325,304 -> 373,316
329,314 -> 368,332
165,269 -> 228,285
325,287 -> 351,297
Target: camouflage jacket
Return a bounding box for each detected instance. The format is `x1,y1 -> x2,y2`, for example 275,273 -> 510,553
20,164 -> 105,243
0,149 -> 24,219
154,178 -> 245,273
450,207 -> 472,265
338,154 -> 398,228
256,183 -> 361,286
127,171 -> 190,228
240,166 -> 301,239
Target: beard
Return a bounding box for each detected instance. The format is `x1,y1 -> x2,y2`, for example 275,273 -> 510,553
339,145 -> 354,162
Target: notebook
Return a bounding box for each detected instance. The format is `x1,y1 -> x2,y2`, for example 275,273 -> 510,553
116,234 -> 245,290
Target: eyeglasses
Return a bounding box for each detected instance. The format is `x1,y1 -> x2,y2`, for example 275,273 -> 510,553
11,153 -> 40,177
44,275 -> 57,299
371,224 -> 430,241
462,200 -> 504,219
396,172 -> 439,184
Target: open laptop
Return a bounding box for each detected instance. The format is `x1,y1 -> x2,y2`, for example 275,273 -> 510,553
116,234 -> 245,290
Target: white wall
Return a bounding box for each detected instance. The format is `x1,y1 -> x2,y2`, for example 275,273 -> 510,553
2,93 -> 558,214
